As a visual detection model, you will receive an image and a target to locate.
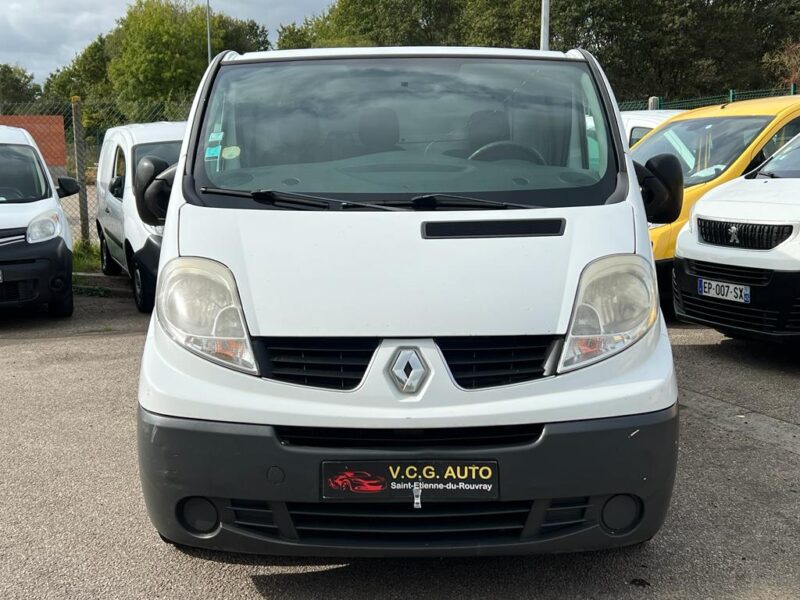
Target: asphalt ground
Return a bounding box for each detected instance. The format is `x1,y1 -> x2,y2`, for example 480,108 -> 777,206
1,296 -> 798,599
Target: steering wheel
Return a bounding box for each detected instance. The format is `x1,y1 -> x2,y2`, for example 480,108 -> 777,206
468,141 -> 546,165
0,187 -> 24,199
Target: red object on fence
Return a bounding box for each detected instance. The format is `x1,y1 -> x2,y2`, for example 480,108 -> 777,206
0,115 -> 67,167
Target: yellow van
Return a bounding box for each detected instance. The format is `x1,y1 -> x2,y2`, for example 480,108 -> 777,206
632,96 -> 800,298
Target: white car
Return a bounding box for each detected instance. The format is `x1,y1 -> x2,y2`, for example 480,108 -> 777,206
0,125 -> 79,317
674,132 -> 800,340
135,47 -> 683,556
620,110 -> 683,147
96,122 -> 185,311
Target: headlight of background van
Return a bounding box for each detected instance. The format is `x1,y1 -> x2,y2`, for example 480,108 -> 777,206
156,257 -> 257,374
559,255 -> 657,373
26,211 -> 62,243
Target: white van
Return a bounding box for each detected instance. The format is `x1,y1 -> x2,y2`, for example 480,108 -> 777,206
96,122 -> 185,311
0,126 -> 79,317
674,132 -> 800,340
135,47 -> 683,556
620,110 -> 683,147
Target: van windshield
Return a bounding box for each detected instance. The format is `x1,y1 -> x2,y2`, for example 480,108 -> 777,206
134,141 -> 182,176
632,116 -> 770,187
0,144 -> 49,204
758,133 -> 800,178
193,57 -> 619,209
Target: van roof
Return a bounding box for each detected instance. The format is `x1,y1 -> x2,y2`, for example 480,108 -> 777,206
0,125 -> 36,147
671,95 -> 800,120
104,121 -> 186,146
224,46 -> 580,64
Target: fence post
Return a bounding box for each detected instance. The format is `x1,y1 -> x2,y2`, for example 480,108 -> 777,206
791,83 -> 798,96
728,89 -> 736,103
647,96 -> 661,110
70,96 -> 90,244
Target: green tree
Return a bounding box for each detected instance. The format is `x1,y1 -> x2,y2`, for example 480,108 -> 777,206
0,64 -> 42,111
764,40 -> 800,86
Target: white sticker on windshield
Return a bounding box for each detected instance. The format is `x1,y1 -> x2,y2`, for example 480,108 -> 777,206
208,131 -> 224,143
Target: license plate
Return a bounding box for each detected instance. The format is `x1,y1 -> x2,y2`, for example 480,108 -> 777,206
322,460 -> 498,501
697,278 -> 750,304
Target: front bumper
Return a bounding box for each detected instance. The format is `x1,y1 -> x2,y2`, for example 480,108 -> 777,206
139,404 -> 678,556
0,236 -> 72,307
673,257 -> 800,340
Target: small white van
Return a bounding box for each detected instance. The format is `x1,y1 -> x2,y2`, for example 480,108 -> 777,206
620,110 -> 683,147
0,126 -> 79,317
96,122 -> 185,311
136,47 -> 683,556
674,132 -> 800,340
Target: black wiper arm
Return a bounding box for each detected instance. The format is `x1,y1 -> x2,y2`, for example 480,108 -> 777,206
200,187 -> 404,211
757,170 -> 781,179
405,193 -> 534,210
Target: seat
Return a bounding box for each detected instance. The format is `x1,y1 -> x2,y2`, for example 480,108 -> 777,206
359,107 -> 403,154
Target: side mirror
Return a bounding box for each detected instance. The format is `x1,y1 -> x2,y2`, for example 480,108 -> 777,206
744,150 -> 766,176
634,153 -> 683,224
134,156 -> 175,226
56,176 -> 80,198
109,175 -> 124,199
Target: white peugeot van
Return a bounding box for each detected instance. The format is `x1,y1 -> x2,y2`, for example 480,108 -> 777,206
674,132 -> 800,340
96,122 -> 185,311
0,125 -> 79,317
136,47 -> 683,556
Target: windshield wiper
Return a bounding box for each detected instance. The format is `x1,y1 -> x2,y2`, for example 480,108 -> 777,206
757,170 -> 781,179
394,193 -> 534,210
199,187 -> 404,211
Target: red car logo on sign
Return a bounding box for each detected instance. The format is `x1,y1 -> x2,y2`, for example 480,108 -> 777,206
327,470 -> 387,493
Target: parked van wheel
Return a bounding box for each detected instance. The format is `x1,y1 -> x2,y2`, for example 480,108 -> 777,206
48,287 -> 74,318
133,260 -> 155,313
101,237 -> 121,276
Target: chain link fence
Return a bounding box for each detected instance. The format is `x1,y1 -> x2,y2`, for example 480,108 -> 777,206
0,96 -> 193,246
619,84 -> 799,112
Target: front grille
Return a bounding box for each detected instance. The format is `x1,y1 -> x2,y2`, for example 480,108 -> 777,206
227,499 -> 279,536
787,298 -> 800,331
675,289 -> 780,331
225,496 -> 603,546
0,280 -> 36,302
541,496 -> 591,534
697,218 -> 793,250
685,259 -> 772,286
253,337 -> 380,390
436,336 -> 556,389
286,500 -> 533,544
274,423 -> 544,449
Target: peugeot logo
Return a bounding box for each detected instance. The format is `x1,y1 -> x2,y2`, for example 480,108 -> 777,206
389,348 -> 428,394
728,224 -> 740,245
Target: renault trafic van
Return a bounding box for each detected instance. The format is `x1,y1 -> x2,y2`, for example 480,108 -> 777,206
136,47 -> 683,556
0,126 -> 79,317
96,122 -> 185,311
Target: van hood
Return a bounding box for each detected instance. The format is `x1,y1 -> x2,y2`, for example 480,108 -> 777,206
0,198 -> 54,230
696,178 -> 800,222
178,202 -> 636,337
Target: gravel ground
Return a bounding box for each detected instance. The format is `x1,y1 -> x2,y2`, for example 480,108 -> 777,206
0,298 -> 798,599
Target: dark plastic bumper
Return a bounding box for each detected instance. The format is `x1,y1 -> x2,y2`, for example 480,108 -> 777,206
0,236 -> 72,307
138,404 -> 679,556
673,257 -> 800,341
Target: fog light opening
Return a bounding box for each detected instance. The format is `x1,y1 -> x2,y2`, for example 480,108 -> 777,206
50,277 -> 64,291
601,494 -> 643,535
178,497 -> 220,536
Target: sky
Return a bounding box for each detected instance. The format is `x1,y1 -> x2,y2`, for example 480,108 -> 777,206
0,0 -> 331,82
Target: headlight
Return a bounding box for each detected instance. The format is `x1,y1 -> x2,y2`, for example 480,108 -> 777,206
559,254 -> 657,373
27,211 -> 62,243
687,205 -> 697,233
156,257 -> 257,374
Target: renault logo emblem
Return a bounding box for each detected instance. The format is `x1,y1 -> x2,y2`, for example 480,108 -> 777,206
389,348 -> 428,394
728,224 -> 740,245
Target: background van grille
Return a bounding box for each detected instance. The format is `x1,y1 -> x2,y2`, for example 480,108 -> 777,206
685,259 -> 772,286
698,218 -> 792,250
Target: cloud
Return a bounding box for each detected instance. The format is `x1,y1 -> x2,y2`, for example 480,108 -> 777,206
0,0 -> 331,81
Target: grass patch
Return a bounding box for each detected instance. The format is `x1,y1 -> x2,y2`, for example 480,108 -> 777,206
73,240 -> 101,273
74,285 -> 111,297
